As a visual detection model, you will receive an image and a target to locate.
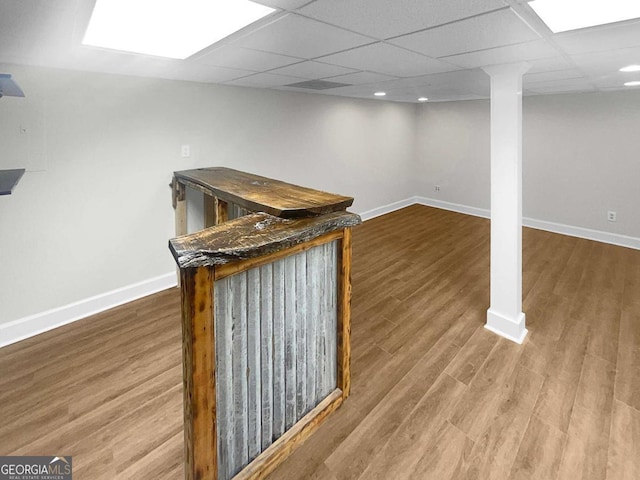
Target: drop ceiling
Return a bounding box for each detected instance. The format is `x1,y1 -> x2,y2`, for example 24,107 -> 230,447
0,0 -> 639,103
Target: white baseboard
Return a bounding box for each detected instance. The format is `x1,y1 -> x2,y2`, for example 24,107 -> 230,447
415,196 -> 640,250
0,197 -> 418,350
523,217 -> 640,250
358,197 -> 419,221
0,273 -> 177,348
3,197 -> 637,350
415,196 -> 490,219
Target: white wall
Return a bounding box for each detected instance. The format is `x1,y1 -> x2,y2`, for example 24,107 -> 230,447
3,62 -> 639,342
415,99 -> 491,210
415,90 -> 640,239
0,63 -> 416,329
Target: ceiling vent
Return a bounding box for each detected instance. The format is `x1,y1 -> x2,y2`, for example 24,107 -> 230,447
284,80 -> 352,90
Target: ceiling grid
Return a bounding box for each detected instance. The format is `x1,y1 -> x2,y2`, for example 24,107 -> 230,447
0,0 -> 639,102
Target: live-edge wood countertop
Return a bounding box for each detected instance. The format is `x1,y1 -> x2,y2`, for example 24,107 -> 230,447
169,210 -> 361,269
173,167 -> 354,217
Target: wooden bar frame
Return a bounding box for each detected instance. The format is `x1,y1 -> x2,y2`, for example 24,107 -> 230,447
233,389 -> 344,480
214,230 -> 344,281
215,197 -> 229,224
173,178 -> 188,285
337,228 -> 352,398
173,178 -> 187,237
181,266 -> 217,480
174,176 -> 231,236
179,228 -> 354,480
204,194 -> 216,228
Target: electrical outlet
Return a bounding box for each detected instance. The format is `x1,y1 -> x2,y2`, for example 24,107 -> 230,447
607,211 -> 617,222
435,185 -> 441,192
181,145 -> 191,158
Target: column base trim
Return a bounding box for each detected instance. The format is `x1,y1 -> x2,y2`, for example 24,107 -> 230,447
485,309 -> 527,344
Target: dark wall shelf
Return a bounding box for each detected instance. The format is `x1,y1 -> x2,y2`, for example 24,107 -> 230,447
0,169 -> 26,195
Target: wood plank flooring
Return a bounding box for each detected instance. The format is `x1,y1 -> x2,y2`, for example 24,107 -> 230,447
1,205 -> 639,479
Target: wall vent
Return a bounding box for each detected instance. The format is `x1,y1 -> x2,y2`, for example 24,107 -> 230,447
284,80 -> 352,90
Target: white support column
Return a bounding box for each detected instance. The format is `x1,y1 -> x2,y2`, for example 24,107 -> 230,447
482,63 -> 530,344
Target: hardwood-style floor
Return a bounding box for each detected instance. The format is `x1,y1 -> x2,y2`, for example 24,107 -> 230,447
1,205 -> 639,479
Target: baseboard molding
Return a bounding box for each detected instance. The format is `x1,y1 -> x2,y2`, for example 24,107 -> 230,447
0,273 -> 177,348
523,217 -> 640,250
358,197 -> 419,221
1,197 -> 418,350
415,196 -> 490,219
3,197 -> 637,349
415,196 -> 640,250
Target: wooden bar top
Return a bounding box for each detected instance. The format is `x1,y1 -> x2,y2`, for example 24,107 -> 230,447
0,169 -> 25,195
169,211 -> 361,268
174,167 -> 353,217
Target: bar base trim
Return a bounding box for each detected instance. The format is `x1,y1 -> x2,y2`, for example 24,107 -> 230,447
233,389 -> 344,480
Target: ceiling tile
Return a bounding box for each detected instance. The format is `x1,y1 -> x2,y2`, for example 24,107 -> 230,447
326,85 -> 487,103
369,69 -> 489,91
524,68 -> 584,84
390,86 -> 489,100
427,94 -> 489,102
385,70 -> 491,98
526,78 -> 596,94
158,63 -> 255,83
371,92 -> 431,103
251,0 -> 314,10
298,0 -> 507,40
325,71 -> 398,85
400,69 -> 487,91
570,46 -> 640,76
591,72 -> 640,89
555,20 -> 640,55
526,56 -> 574,74
390,8 -> 538,58
232,13 -> 373,59
268,61 -> 358,79
42,47 -> 185,80
224,72 -> 307,88
600,85 -> 640,92
317,85 -> 394,99
0,0 -> 76,62
319,43 -> 460,77
323,71 -> 491,103
443,40 -> 558,69
3,0 -> 640,101
192,46 -> 301,71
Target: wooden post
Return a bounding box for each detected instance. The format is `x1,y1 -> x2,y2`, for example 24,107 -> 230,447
181,266 -> 217,480
204,194 -> 217,228
337,228 -> 352,399
215,197 -> 228,224
173,177 -> 188,286
173,178 -> 187,237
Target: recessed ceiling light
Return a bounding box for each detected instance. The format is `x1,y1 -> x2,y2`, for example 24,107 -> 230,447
418,97 -> 428,102
374,92 -> 386,96
620,65 -> 640,72
529,0 -> 640,33
83,0 -> 275,59
624,81 -> 640,87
